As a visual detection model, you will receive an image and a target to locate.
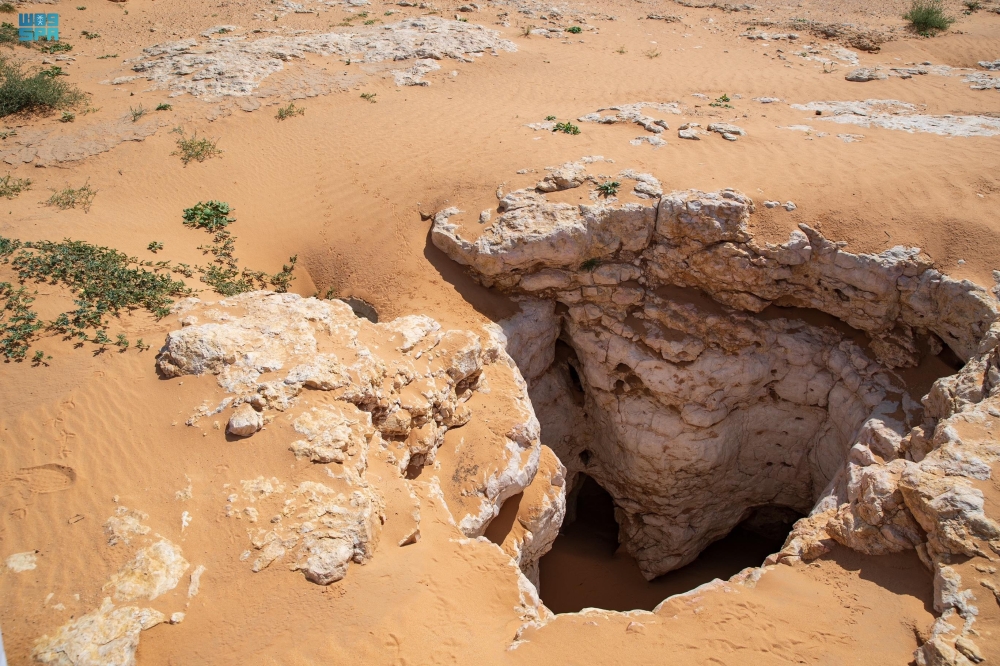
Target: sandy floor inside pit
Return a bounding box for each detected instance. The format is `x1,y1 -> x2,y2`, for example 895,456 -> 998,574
1,0 -> 999,662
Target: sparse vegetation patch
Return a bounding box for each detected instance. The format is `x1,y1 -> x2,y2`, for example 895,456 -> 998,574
46,182 -> 97,212
597,180 -> 620,197
553,121 -> 581,135
173,132 -> 222,165
0,237 -> 190,360
904,0 -> 954,34
0,55 -> 86,118
275,102 -> 305,120
0,173 -> 31,199
182,200 -> 234,232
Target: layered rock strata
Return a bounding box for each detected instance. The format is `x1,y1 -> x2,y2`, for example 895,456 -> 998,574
432,162 -> 1000,659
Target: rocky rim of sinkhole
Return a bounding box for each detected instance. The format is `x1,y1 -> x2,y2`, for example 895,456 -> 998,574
431,157 -> 1000,663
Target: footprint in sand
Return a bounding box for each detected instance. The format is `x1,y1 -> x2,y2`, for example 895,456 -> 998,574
0,463 -> 77,497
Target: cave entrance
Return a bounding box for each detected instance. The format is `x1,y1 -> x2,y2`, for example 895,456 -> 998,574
538,474 -> 803,613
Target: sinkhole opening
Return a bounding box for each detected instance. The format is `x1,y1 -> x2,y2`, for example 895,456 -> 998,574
339,297 -> 379,323
537,474 -> 804,613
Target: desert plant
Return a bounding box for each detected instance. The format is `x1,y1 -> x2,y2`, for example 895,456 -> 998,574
0,3 -> 14,14
553,121 -> 580,135
96,53 -> 118,59
39,66 -> 66,79
46,182 -> 97,212
155,102 -> 171,111
360,92 -> 377,103
0,283 -> 42,361
39,42 -> 73,54
129,105 -> 145,122
963,0 -> 981,10
904,0 -> 954,34
644,48 -> 661,58
77,5 -> 87,10
275,102 -> 305,120
147,241 -> 164,253
81,31 -> 100,39
0,236 -> 190,360
195,229 -> 297,295
580,258 -> 601,272
182,200 -> 234,231
522,25 -> 534,36
60,111 -> 75,122
709,93 -> 733,109
173,132 -> 222,165
545,115 -> 557,121
597,180 -> 620,197
0,55 -> 86,118
615,45 -> 627,54
0,22 -> 16,44
567,26 -> 582,33
0,173 -> 31,199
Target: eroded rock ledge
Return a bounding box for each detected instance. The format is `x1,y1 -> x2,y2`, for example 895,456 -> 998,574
431,163 -> 1000,662
158,292 -> 563,585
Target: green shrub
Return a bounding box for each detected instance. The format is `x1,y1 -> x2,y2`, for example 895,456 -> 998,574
39,42 -> 72,54
147,241 -> 163,253
155,102 -> 172,111
173,132 -> 222,165
129,105 -> 145,122
709,94 -> 733,109
580,258 -> 600,271
567,26 -> 582,33
81,30 -> 100,39
0,55 -> 86,118
60,111 -> 75,122
597,180 -> 620,197
0,4 -> 14,14
0,173 -> 31,199
182,200 -> 234,231
275,102 -> 305,120
904,0 -> 954,33
0,22 -> 17,44
46,182 -> 97,212
553,121 -> 580,135
360,92 -> 377,103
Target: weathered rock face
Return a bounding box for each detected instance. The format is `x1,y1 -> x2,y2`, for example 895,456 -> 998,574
158,292 -> 561,584
430,164 -> 999,580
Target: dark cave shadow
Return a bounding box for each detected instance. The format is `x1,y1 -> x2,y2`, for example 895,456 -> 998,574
422,224 -> 519,322
821,545 -> 936,615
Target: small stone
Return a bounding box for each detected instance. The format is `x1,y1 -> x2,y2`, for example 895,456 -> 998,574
678,128 -> 700,140
227,404 -> 263,438
845,68 -> 887,82
784,201 -> 796,211
955,636 -> 984,664
625,621 -> 645,634
764,200 -> 780,208
479,209 -> 491,224
722,132 -> 739,141
169,612 -> 185,624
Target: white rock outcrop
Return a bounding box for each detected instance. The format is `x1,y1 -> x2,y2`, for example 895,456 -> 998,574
127,18 -> 515,99
159,292 -> 557,582
432,161 -> 1000,660
431,164 -> 998,580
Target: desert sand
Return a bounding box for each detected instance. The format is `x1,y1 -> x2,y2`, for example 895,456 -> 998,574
1,0 -> 1000,663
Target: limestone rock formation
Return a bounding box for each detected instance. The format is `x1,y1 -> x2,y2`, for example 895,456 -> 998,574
127,18 -> 516,99
33,598 -> 166,666
159,292 -> 554,582
432,161 -> 1000,660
